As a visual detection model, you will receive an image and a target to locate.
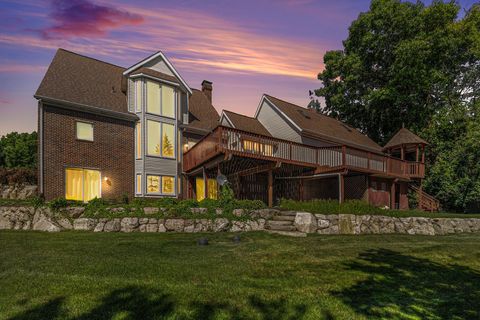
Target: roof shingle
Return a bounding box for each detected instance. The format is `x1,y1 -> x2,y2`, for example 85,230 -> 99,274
223,110 -> 272,136
384,128 -> 428,149
187,89 -> 219,132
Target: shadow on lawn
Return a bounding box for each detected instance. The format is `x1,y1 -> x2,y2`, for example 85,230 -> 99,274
334,248 -> 480,319
8,286 -> 309,320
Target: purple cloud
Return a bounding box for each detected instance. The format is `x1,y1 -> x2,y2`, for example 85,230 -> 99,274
41,0 -> 143,39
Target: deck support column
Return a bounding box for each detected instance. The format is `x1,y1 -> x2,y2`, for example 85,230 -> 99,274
391,180 -> 396,209
268,169 -> 273,207
339,174 -> 345,204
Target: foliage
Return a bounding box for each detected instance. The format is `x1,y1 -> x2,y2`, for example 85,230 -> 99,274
315,0 -> 480,212
0,167 -> 37,185
30,195 -> 45,209
1,232 -> 480,319
47,197 -> 69,212
0,132 -> 37,168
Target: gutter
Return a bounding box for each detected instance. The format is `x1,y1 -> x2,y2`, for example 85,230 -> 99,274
35,95 -> 139,122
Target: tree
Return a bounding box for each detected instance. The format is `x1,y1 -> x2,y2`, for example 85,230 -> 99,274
316,0 -> 480,144
0,132 -> 37,168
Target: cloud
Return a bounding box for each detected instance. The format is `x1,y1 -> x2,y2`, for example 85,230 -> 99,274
0,63 -> 46,73
40,0 -> 143,39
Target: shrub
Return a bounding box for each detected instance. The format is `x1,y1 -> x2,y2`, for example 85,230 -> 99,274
48,197 -> 68,212
234,199 -> 265,210
120,193 -> 130,205
30,195 -> 44,209
0,167 -> 37,185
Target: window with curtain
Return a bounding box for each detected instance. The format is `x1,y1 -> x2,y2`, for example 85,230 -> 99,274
65,168 -> 101,201
135,122 -> 142,159
195,177 -> 217,201
146,80 -> 161,115
76,122 -> 93,141
135,80 -> 142,112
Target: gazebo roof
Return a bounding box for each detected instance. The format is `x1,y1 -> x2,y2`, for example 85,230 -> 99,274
383,128 -> 428,150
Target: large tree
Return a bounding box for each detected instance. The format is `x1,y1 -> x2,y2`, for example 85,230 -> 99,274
316,0 -> 480,144
0,132 -> 37,168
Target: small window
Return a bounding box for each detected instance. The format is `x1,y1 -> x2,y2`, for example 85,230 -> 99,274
135,80 -> 143,112
146,80 -> 161,115
147,120 -> 161,156
146,175 -> 160,193
162,123 -> 175,158
76,122 -> 93,141
135,122 -> 142,159
146,175 -> 176,195
162,176 -> 175,195
162,85 -> 175,118
136,174 -> 142,194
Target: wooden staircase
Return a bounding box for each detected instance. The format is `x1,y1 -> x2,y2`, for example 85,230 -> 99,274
265,212 -> 306,237
409,185 -> 440,212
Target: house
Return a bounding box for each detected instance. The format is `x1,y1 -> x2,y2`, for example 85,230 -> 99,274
35,48 -> 436,211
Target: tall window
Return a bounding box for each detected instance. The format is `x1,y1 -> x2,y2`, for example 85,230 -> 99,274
135,122 -> 142,159
136,174 -> 142,194
147,120 -> 175,158
65,168 -> 101,201
76,122 -> 93,141
135,80 -> 142,112
145,79 -> 176,118
146,175 -> 175,195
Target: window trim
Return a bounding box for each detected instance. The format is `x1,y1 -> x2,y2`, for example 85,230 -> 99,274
135,173 -> 142,195
144,79 -> 177,120
135,122 -> 142,159
135,79 -> 143,113
145,119 -> 176,159
145,174 -> 177,196
75,121 -> 94,142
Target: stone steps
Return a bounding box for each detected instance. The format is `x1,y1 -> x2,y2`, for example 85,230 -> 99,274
265,224 -> 297,232
267,220 -> 293,226
271,215 -> 295,221
278,211 -> 297,216
266,230 -> 307,237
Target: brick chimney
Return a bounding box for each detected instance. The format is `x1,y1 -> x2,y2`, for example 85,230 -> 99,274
201,80 -> 213,103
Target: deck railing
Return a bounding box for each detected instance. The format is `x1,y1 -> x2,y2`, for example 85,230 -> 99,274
183,126 -> 425,179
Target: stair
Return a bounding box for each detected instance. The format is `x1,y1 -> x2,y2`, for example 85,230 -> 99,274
409,185 -> 440,212
265,212 -> 306,237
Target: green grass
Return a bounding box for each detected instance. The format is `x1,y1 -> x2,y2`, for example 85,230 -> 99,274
0,231 -> 479,319
279,199 -> 480,218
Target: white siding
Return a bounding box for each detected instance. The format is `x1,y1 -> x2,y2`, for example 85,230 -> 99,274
144,58 -> 175,76
256,100 -> 301,143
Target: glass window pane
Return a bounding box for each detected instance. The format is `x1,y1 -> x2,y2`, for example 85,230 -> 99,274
146,80 -> 160,115
84,169 -> 101,201
207,179 -> 217,199
146,175 -> 160,193
136,122 -> 142,159
162,176 -> 175,195
162,123 -> 175,158
65,168 -> 83,201
76,122 -> 93,141
147,120 -> 161,156
136,174 -> 142,194
162,86 -> 175,118
135,80 -> 142,112
196,177 -> 205,201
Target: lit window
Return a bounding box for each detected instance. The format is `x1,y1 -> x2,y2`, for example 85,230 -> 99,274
162,176 -> 175,194
147,120 -> 161,156
162,123 -> 175,158
195,177 -> 217,201
76,122 -> 93,141
162,85 -> 175,118
65,168 -> 101,202
207,179 -> 218,200
135,122 -> 142,159
146,80 -> 161,115
135,80 -> 142,112
146,175 -> 160,193
136,174 -> 142,194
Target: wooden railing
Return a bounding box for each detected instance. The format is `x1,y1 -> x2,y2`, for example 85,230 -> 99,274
183,126 -> 425,179
409,185 -> 440,212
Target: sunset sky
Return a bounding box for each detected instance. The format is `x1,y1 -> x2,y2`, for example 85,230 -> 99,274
0,0 -> 476,136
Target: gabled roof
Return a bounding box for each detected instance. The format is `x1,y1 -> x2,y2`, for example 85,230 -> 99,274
130,67 -> 179,85
123,51 -> 192,95
222,110 -> 272,137
259,94 -> 383,152
384,128 -> 428,149
187,89 -> 219,132
35,48 -> 129,114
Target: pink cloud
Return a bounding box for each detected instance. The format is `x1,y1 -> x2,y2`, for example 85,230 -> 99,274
40,0 -> 143,39
0,63 -> 46,73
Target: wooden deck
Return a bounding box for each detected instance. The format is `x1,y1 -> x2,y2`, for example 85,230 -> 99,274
183,126 -> 425,180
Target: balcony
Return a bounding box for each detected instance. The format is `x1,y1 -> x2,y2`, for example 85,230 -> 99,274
183,126 -> 424,179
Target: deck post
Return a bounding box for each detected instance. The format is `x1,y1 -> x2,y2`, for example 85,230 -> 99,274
339,174 -> 345,204
268,169 -> 273,207
390,181 -> 396,209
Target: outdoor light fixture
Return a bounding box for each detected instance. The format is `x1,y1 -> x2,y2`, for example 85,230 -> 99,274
104,177 -> 112,186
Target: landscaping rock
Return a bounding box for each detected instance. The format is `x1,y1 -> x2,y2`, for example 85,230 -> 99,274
94,221 -> 106,232
103,219 -> 121,232
73,218 -> 97,231
158,223 -> 167,232
233,209 -> 245,217
214,218 -> 230,232
215,208 -> 223,215
190,208 -> 208,214
32,212 -> 61,232
294,212 -> 317,233
57,218 -> 73,230
120,217 -> 139,232
165,219 -> 184,232
65,207 -> 85,218
139,218 -> 149,225
145,223 -> 158,232
143,207 -> 159,215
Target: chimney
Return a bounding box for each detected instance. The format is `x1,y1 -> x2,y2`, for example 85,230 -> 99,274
201,80 -> 213,103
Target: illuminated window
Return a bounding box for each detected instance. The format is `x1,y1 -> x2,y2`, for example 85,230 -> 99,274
136,174 -> 142,194
162,123 -> 175,158
242,140 -> 273,156
146,80 -> 161,115
207,179 -> 218,200
162,85 -> 175,118
135,122 -> 142,159
146,175 -> 160,193
195,177 -> 217,201
76,122 -> 93,141
147,120 -> 161,156
65,168 -> 101,202
162,176 -> 175,194
135,80 -> 143,112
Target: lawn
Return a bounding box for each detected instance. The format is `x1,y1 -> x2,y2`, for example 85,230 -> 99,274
0,231 -> 479,320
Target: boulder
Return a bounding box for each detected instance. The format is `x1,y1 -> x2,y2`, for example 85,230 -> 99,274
145,223 -> 158,232
158,223 -> 167,232
165,219 -> 185,232
32,212 -> 61,232
144,207 -> 159,215
73,218 -> 97,231
139,218 -> 149,225
56,218 -> 73,230
94,221 -> 106,232
232,209 -> 245,217
120,217 -> 139,232
65,207 -> 85,218
104,219 -> 121,232
190,208 -> 208,214
213,218 -> 230,232
294,212 -> 317,233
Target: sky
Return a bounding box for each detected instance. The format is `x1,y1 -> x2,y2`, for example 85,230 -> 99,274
0,0 -> 477,136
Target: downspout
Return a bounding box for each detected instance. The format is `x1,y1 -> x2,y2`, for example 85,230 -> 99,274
38,100 -> 44,195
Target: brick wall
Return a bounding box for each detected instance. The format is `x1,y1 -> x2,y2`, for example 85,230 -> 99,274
41,104 -> 134,200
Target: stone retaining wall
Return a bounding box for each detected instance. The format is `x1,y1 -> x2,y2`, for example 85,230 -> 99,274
0,184 -> 37,199
1,206 -> 480,236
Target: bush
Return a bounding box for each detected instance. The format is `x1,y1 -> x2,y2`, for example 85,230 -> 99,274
0,167 -> 37,185
30,195 -> 44,209
279,199 -> 382,215
48,197 -> 68,212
